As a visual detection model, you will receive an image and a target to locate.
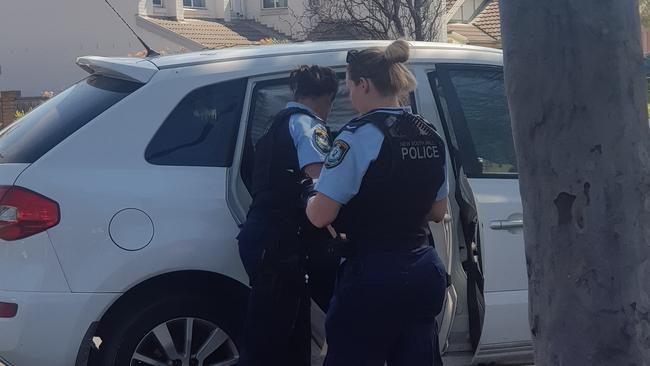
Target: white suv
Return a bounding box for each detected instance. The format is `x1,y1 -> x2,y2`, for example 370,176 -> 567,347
0,41 -> 531,366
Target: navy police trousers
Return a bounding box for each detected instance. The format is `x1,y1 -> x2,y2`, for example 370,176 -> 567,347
237,218 -> 311,366
324,245 -> 447,366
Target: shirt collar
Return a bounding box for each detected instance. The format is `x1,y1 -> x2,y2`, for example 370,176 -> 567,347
286,101 -> 320,120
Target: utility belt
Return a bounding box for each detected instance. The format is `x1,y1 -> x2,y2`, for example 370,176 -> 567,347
249,191 -> 302,218
327,233 -> 429,258
254,216 -> 335,285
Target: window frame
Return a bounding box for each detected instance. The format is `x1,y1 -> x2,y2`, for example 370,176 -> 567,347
261,0 -> 288,9
152,0 -> 164,7
183,0 -> 207,9
429,63 -> 518,180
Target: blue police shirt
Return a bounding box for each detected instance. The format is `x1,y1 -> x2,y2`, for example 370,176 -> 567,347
286,102 -> 331,169
316,108 -> 449,205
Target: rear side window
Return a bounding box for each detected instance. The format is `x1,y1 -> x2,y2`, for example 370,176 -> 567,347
0,76 -> 141,164
145,78 -> 247,167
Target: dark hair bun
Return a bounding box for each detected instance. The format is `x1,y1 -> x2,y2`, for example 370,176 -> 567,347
290,65 -> 339,99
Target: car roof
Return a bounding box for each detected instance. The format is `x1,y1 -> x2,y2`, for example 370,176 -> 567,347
150,40 -> 502,69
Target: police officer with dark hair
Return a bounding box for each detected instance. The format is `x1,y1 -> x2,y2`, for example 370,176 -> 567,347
238,65 -> 339,366
307,41 -> 448,366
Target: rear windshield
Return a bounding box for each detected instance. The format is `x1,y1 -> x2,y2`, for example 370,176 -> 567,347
0,75 -> 141,163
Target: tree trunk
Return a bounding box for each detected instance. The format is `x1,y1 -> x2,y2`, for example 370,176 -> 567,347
500,1 -> 650,365
406,0 -> 425,41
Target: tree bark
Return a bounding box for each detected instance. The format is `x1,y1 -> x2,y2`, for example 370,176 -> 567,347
500,1 -> 650,365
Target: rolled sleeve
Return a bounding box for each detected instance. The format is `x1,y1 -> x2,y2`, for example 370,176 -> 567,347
315,124 -> 383,205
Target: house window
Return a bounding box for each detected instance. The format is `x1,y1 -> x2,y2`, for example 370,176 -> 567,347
152,0 -> 163,7
183,0 -> 206,8
262,0 -> 288,9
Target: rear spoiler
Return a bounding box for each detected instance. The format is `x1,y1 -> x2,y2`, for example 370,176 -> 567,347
76,56 -> 158,83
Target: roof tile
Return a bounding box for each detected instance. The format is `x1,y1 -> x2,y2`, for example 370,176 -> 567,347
142,16 -> 287,49
472,0 -> 501,40
448,23 -> 500,48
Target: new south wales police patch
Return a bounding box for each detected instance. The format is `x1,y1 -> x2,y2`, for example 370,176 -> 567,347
325,139 -> 350,169
313,125 -> 331,155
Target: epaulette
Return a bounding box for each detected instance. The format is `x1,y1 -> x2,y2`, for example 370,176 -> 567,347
341,111 -> 397,133
340,119 -> 366,133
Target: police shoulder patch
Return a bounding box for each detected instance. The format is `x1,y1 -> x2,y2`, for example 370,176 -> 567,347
325,139 -> 350,169
312,125 -> 331,155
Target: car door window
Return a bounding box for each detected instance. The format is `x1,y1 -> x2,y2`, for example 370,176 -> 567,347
240,75 -> 419,189
248,76 -> 355,144
240,76 -> 357,189
145,78 -> 247,167
430,65 -> 517,178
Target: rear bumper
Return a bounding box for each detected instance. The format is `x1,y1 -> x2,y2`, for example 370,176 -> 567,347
0,231 -> 69,293
0,290 -> 116,366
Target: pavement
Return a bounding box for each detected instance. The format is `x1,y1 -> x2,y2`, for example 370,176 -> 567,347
311,352 -> 496,366
311,348 -> 533,366
0,355 -> 519,366
0,344 -> 522,366
442,354 -> 479,365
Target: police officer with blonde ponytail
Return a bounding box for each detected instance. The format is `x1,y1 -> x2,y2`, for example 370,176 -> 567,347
307,40 -> 448,365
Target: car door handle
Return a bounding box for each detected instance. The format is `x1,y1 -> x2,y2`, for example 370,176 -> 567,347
489,219 -> 524,230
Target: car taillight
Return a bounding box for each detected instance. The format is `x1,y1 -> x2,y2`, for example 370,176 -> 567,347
0,302 -> 18,318
0,186 -> 60,241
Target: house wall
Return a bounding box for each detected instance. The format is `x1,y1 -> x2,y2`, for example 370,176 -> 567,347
181,0 -> 224,19
642,26 -> 650,55
0,0 -> 189,96
244,0 -> 307,38
141,0 -> 227,19
0,91 -> 49,128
